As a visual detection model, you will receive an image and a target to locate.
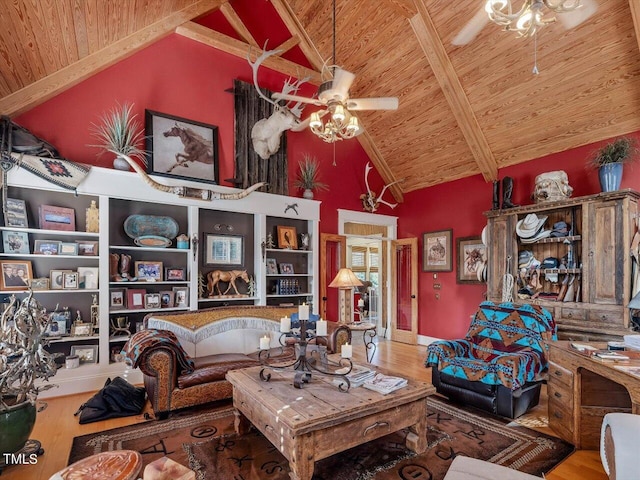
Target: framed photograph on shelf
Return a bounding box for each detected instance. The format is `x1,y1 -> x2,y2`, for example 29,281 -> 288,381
30,277 -> 49,290
71,323 -> 93,337
277,225 -> 298,249
76,241 -> 98,256
60,242 -> 78,255
204,233 -> 243,266
34,240 -> 62,255
456,236 -> 487,284
46,317 -> 67,335
172,286 -> 189,308
77,267 -> 99,289
63,272 -> 79,289
39,205 -> 75,231
160,290 -> 175,308
0,260 -> 33,290
266,258 -> 278,274
50,269 -> 72,290
278,263 -> 294,274
2,231 -> 30,254
164,267 -> 185,281
145,110 -> 219,185
4,198 -> 28,227
144,293 -> 161,310
127,288 -> 147,309
70,345 -> 98,363
135,261 -> 163,281
110,289 -> 126,309
422,229 -> 453,272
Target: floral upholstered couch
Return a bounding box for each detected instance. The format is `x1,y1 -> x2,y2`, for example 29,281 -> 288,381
426,301 -> 557,418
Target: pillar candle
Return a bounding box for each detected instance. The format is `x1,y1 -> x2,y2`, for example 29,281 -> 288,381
358,298 -> 365,308
260,335 -> 270,350
299,303 -> 309,320
341,342 -> 352,358
316,318 -> 327,336
280,316 -> 291,333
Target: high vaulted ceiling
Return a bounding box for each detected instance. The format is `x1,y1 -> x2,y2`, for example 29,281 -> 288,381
2,0 -> 640,203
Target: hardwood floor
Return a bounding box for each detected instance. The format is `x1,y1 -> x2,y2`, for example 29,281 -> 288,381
2,340 -> 606,479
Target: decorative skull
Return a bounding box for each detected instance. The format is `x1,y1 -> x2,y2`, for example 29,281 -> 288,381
532,170 -> 573,203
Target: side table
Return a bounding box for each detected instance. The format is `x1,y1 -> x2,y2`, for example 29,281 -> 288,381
346,322 -> 377,362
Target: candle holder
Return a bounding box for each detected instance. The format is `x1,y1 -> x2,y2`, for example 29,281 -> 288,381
258,317 -> 354,391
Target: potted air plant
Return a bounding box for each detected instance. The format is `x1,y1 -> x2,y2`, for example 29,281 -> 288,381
89,102 -> 146,171
589,137 -> 639,192
0,292 -> 58,459
293,154 -> 329,199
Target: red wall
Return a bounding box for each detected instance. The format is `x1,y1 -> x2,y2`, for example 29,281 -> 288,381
397,133 -> 640,339
13,33 -> 640,341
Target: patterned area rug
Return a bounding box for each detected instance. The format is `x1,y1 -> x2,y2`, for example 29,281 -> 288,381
69,396 -> 573,479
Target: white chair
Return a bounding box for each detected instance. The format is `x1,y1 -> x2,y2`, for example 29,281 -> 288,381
600,413 -> 640,480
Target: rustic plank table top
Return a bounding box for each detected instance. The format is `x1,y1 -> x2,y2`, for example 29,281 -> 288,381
227,365 -> 435,480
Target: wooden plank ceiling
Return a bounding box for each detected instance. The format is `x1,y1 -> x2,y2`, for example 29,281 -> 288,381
2,0 -> 640,202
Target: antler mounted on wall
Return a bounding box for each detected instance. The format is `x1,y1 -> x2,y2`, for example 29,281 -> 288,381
360,162 -> 402,213
248,43 -> 310,160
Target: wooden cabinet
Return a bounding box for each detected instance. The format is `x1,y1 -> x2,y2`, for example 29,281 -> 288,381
486,190 -> 639,341
3,166 -> 320,397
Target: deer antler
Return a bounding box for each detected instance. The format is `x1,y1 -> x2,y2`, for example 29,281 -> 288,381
361,162 -> 403,212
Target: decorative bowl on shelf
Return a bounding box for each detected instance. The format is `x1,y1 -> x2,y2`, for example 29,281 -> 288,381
124,215 -> 178,247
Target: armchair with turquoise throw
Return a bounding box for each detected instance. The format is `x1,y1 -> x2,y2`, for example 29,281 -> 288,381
426,301 -> 557,419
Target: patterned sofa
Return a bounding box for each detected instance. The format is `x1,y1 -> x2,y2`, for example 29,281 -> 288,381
426,301 -> 556,419
123,306 -> 350,418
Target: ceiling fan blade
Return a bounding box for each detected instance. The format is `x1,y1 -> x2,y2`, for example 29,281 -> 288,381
557,0 -> 598,30
332,67 -> 356,99
452,6 -> 489,46
271,92 -> 322,106
347,97 -> 399,111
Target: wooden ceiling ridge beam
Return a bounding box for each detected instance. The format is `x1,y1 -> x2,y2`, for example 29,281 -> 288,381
0,0 -> 223,117
274,35 -> 301,55
629,0 -> 640,55
175,22 -> 321,84
219,2 -> 258,47
410,1 -> 498,182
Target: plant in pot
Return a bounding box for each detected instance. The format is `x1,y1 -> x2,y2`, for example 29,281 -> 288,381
589,137 -> 639,192
293,155 -> 328,199
89,102 -> 146,171
0,292 -> 58,461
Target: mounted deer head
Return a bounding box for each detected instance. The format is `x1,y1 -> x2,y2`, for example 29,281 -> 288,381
248,43 -> 309,160
360,162 -> 402,213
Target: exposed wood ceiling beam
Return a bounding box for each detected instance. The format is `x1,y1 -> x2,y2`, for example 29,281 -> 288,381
274,35 -> 300,55
220,2 -> 258,47
176,21 -> 322,83
410,1 -> 498,182
0,0 -> 223,117
629,0 -> 640,54
269,0 -> 325,72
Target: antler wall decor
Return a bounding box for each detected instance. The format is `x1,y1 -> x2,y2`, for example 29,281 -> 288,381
360,162 -> 403,213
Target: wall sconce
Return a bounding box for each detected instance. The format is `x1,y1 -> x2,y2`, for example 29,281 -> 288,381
329,268 -> 363,324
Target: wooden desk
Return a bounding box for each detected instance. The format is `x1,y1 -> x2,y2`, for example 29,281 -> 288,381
227,365 -> 434,480
548,341 -> 640,449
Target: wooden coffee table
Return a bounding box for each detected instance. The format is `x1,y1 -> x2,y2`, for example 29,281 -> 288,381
226,366 -> 435,480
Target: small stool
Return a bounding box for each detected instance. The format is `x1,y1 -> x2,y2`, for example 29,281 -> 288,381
50,450 -> 142,480
443,456 -> 542,479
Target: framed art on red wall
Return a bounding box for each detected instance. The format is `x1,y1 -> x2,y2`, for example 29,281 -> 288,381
422,229 -> 452,272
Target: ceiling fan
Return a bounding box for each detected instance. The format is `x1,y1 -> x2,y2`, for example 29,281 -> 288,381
452,0 -> 598,46
272,0 -> 398,143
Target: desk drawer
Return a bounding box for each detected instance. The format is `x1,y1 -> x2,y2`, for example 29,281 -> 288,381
548,395 -> 574,439
587,309 -> 623,327
548,361 -> 574,390
559,307 -> 586,321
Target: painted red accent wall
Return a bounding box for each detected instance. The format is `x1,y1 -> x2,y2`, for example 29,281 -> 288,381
397,133 -> 640,340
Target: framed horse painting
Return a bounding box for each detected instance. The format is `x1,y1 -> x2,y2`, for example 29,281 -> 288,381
456,236 -> 486,284
145,110 -> 219,185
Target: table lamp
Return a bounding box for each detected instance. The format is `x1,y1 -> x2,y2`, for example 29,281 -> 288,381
329,268 -> 363,324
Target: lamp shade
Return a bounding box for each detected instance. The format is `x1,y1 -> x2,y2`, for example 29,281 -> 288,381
329,268 -> 363,289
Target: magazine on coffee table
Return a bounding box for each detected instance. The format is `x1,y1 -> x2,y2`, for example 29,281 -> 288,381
363,373 -> 408,395
333,364 -> 376,388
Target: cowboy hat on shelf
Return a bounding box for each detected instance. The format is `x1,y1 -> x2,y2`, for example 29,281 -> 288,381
516,213 -> 548,239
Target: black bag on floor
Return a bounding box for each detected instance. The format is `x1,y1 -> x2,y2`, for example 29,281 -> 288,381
75,376 -> 146,424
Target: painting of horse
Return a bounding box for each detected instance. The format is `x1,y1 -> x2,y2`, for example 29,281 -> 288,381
145,110 -> 219,184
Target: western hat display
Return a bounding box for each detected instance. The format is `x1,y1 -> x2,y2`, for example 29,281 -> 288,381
520,228 -> 551,244
550,221 -> 571,238
516,213 -> 548,238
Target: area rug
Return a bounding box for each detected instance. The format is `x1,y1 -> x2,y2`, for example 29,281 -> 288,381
69,396 -> 573,479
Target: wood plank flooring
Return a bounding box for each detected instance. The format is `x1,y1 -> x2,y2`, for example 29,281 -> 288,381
1,340 -> 606,479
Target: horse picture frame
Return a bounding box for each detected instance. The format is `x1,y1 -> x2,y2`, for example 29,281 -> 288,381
145,110 -> 219,185
456,236 -> 486,284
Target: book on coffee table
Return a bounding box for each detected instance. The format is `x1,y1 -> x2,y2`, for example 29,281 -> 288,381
333,364 -> 376,388
363,373 -> 408,395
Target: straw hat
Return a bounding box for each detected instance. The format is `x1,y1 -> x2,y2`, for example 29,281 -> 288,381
516,214 -> 548,239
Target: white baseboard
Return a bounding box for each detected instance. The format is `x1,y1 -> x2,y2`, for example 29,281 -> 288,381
38,364 -> 143,398
417,334 -> 442,346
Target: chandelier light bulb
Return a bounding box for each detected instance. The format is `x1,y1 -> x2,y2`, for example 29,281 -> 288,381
332,104 -> 346,124
309,112 -> 322,129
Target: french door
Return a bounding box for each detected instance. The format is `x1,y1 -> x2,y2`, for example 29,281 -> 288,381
391,238 -> 418,344
319,233 -> 346,321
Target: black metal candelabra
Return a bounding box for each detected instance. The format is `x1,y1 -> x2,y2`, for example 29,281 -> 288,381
258,318 -> 353,391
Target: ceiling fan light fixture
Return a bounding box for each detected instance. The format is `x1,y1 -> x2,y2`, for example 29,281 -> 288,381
485,0 -> 581,37
332,104 -> 346,124
309,111 -> 323,129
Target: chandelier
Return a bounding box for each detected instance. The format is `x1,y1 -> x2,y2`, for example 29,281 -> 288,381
485,0 -> 581,37
309,101 -> 360,143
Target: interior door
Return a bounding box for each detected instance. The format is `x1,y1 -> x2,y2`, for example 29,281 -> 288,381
320,233 -> 346,320
391,238 -> 418,344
